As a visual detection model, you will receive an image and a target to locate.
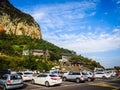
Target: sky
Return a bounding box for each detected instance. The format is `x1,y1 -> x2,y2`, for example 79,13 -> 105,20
9,0 -> 120,68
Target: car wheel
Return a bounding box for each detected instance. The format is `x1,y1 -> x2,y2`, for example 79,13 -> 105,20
102,76 -> 106,79
88,78 -> 91,82
45,81 -> 49,87
76,78 -> 80,83
31,79 -> 35,84
63,77 -> 66,81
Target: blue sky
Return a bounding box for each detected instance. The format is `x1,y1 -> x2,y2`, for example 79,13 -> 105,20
9,0 -> 120,68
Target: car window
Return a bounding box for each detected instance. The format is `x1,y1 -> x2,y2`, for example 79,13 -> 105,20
37,74 -> 47,77
49,74 -> 57,77
0,75 -> 8,80
10,75 -> 22,80
73,72 -> 80,75
89,72 -> 92,75
82,72 -> 87,75
96,72 -> 104,74
42,75 -> 47,77
24,72 -> 32,75
37,75 -> 42,77
69,72 -> 73,75
63,71 -> 68,73
17,73 -> 23,75
17,75 -> 22,79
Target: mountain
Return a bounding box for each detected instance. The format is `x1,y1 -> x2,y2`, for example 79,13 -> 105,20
0,0 -> 42,39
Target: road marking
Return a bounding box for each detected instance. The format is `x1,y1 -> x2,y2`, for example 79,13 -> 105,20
89,82 -> 120,90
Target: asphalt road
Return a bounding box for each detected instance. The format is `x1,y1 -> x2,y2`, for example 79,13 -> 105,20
20,78 -> 120,90
0,78 -> 120,90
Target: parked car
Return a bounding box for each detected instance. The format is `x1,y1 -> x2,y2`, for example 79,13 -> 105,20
50,70 -> 69,77
62,71 -> 88,83
17,71 -> 33,81
83,71 -> 95,81
108,70 -> 117,77
94,71 -> 111,79
0,74 -> 23,90
31,73 -> 62,87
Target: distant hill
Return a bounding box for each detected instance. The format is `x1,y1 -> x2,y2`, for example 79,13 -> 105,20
0,34 -> 75,71
0,0 -> 42,39
0,34 -> 73,59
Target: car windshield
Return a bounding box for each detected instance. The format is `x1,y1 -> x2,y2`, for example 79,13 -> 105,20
82,72 -> 87,75
24,72 -> 32,74
17,72 -> 23,75
49,74 -> 58,77
89,72 -> 92,75
10,75 -> 22,80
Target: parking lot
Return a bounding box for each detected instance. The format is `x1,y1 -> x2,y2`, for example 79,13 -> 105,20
20,81 -> 94,90
0,70 -> 119,90
17,78 -> 119,90
0,77 -> 119,90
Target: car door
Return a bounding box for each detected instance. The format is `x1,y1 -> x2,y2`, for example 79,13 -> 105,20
67,72 -> 74,80
40,74 -> 47,85
35,75 -> 42,84
94,72 -> 99,78
95,72 -> 103,78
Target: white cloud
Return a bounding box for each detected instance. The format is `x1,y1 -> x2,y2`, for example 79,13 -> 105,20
24,0 -> 120,55
89,12 -> 96,16
32,13 -> 45,20
43,28 -> 120,54
29,0 -> 98,26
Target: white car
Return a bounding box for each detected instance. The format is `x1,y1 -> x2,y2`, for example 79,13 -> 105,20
17,71 -> 33,81
108,70 -> 117,77
83,71 -> 95,81
94,71 -> 111,79
31,73 -> 62,87
50,70 -> 69,77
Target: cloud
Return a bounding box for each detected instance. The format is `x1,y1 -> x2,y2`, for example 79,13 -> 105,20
20,0 -> 120,54
32,13 -> 45,21
28,0 -> 98,30
42,28 -> 120,54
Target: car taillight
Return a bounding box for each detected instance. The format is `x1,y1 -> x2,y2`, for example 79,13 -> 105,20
81,76 -> 83,78
51,78 -> 57,80
23,75 -> 27,77
7,80 -> 11,84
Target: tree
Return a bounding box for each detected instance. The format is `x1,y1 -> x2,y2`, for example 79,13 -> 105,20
69,56 -> 82,65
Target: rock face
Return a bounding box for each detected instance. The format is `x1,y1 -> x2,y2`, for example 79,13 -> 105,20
0,0 -> 42,39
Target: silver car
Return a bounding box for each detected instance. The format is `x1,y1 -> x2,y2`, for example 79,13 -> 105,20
0,74 -> 23,90
63,71 -> 88,83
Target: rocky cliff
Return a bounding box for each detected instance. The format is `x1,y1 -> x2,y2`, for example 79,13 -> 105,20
0,0 -> 42,39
